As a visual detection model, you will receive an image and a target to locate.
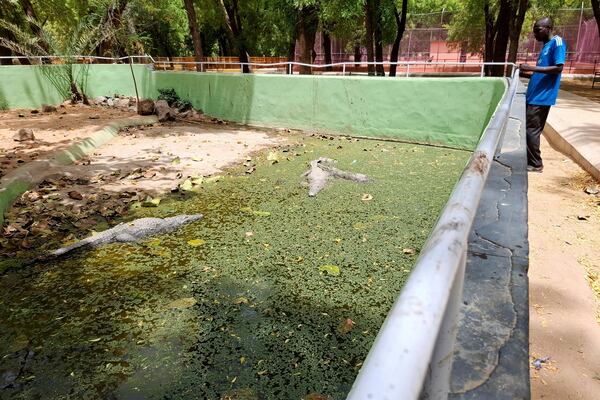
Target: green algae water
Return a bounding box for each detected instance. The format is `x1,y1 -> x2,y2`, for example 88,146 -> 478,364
0,135 -> 469,400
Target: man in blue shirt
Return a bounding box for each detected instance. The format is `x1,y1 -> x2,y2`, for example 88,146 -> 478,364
520,17 -> 566,172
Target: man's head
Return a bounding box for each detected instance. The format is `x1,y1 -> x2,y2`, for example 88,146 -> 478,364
533,17 -> 553,42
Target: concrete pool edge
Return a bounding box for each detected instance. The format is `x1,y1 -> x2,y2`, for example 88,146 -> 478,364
0,116 -> 158,226
449,81 -> 530,398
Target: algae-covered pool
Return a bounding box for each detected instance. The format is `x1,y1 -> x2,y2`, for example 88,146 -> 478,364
0,134 -> 470,399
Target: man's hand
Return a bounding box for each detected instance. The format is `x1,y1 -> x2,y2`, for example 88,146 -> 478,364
519,63 -> 534,72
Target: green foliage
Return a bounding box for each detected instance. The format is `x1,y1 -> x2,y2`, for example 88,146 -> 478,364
157,87 -> 192,111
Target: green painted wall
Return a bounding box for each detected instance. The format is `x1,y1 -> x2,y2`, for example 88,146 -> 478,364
0,65 -> 506,149
149,72 -> 506,149
0,64 -> 149,109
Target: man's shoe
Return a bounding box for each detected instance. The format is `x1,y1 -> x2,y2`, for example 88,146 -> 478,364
527,165 -> 543,172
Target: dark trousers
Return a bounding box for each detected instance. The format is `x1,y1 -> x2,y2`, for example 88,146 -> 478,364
526,104 -> 551,168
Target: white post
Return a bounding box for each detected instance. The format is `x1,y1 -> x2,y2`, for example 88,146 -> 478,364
481,64 -> 485,77
288,63 -> 292,75
343,63 -> 346,76
406,64 -> 410,77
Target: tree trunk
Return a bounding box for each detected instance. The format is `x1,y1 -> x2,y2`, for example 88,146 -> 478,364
98,0 -> 128,58
354,44 -> 361,67
592,0 -> 600,40
298,5 -> 318,75
373,0 -> 385,76
364,0 -> 375,75
183,0 -> 203,71
0,45 -> 12,65
490,0 -> 512,76
507,0 -> 529,75
19,0 -> 49,55
389,0 -> 408,77
218,0 -> 250,73
287,39 -> 296,74
323,32 -> 332,71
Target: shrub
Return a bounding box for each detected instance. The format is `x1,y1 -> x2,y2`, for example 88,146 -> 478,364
157,88 -> 192,111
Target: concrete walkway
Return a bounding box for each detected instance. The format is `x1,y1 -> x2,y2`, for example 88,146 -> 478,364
544,90 -> 600,181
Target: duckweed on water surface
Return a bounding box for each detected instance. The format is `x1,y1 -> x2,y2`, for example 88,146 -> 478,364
0,135 -> 470,400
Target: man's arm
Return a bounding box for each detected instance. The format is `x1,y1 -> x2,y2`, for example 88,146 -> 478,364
519,63 -> 563,74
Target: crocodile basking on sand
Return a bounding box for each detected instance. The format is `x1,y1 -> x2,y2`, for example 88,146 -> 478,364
52,214 -> 203,257
302,157 -> 370,197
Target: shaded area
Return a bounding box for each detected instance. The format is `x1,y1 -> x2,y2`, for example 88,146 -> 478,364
0,136 -> 469,399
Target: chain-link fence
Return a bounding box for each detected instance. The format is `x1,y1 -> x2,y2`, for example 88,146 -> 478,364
311,7 -> 600,74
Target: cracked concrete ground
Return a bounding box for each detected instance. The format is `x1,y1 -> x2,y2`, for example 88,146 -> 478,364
450,84 -> 530,399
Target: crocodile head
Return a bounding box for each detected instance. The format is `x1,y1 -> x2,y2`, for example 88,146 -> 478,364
167,214 -> 203,224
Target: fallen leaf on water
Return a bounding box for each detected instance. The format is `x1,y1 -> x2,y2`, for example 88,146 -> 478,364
180,179 -> 194,191
304,393 -> 332,400
353,222 -> 366,230
240,207 -> 253,213
361,193 -> 373,201
252,210 -> 270,217
403,248 -> 416,255
267,151 -> 279,164
68,191 -> 83,200
166,297 -> 197,309
142,196 -> 161,207
171,156 -> 181,165
89,338 -> 102,342
234,297 -> 249,305
191,156 -> 203,162
205,176 -> 221,183
338,318 -> 355,334
319,265 -> 340,276
187,239 -> 205,247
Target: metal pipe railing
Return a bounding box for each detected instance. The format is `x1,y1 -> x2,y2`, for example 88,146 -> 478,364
0,56 -> 516,77
346,70 -> 520,400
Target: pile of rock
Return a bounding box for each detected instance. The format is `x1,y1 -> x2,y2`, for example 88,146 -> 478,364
91,95 -> 202,122
93,95 -> 136,111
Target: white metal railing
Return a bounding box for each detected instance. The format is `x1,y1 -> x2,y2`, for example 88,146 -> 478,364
151,60 -> 516,78
347,71 -> 520,400
0,55 -> 517,77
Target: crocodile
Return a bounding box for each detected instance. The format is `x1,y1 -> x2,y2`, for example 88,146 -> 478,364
52,214 -> 203,257
302,157 -> 370,197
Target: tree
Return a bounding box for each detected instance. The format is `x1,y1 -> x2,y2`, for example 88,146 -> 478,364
592,0 -> 600,39
19,0 -> 50,55
0,16 -> 100,103
216,0 -> 251,72
364,0 -> 376,74
389,0 -> 408,77
297,2 -> 319,74
183,0 -> 204,71
508,0 -> 529,74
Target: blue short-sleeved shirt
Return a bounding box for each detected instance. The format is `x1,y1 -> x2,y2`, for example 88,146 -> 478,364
526,35 -> 566,106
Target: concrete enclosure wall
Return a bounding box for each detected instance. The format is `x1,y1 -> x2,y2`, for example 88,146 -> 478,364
0,65 -> 506,149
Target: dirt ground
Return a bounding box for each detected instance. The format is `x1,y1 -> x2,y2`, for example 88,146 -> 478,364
0,105 -> 284,264
529,135 -> 600,399
560,78 -> 600,104
0,104 -> 136,180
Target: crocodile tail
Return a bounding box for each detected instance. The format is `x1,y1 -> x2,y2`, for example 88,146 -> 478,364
52,238 -> 91,257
